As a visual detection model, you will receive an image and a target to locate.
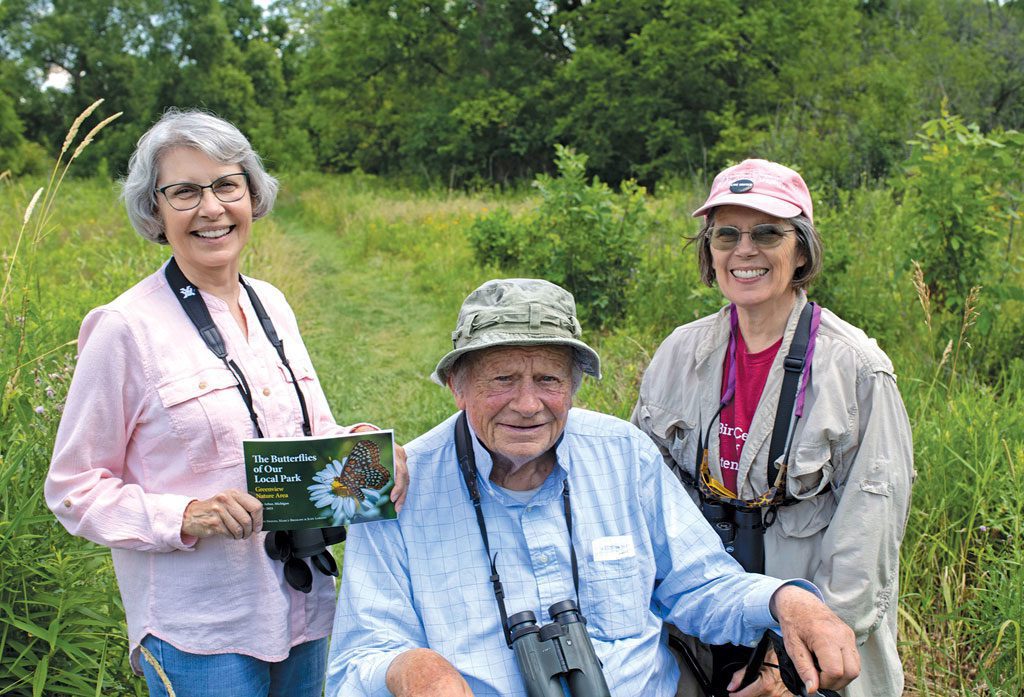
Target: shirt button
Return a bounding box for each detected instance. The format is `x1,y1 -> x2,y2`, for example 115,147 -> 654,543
63,499 -> 72,508
198,381 -> 207,390
537,553 -> 550,564
262,387 -> 271,396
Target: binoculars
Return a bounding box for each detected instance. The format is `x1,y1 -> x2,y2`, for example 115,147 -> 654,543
700,501 -> 767,694
701,501 -> 764,574
264,525 -> 346,593
507,599 -> 611,697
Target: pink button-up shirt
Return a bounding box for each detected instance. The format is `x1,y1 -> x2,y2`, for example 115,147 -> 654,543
45,263 -> 356,673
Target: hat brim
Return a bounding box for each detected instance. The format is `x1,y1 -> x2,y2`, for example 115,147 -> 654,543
431,335 -> 602,386
691,193 -> 802,220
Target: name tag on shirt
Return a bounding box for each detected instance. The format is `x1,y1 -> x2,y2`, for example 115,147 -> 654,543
592,535 -> 635,562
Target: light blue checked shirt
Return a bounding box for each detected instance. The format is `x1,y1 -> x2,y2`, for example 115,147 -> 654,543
326,408 -> 811,696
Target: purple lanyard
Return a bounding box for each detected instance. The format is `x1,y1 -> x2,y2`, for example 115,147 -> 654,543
720,302 -> 821,418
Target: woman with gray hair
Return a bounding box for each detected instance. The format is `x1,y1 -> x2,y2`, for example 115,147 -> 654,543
632,160 -> 913,697
45,109 -> 405,697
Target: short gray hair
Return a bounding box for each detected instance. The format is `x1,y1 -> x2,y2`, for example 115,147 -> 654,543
121,109 -> 279,244
448,346 -> 585,397
693,212 -> 823,290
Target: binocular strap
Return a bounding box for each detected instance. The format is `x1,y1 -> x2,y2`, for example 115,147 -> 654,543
454,412 -> 581,647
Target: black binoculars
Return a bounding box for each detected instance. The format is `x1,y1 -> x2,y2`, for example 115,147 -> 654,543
507,599 -> 611,697
700,501 -> 767,695
701,501 -> 764,574
264,525 -> 346,593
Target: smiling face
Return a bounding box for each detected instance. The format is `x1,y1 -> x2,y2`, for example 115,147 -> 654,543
710,205 -> 806,316
450,345 -> 574,484
156,146 -> 252,286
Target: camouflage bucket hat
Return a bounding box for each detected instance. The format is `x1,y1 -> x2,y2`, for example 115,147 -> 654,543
431,278 -> 602,386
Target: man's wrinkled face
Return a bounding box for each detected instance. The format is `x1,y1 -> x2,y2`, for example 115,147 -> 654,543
450,345 -> 574,474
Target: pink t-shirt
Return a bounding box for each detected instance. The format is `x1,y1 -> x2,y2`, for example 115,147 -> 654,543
718,332 -> 782,495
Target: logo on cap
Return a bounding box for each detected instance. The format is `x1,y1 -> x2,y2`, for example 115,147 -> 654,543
730,179 -> 754,193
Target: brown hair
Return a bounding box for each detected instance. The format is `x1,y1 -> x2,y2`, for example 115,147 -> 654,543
692,211 -> 824,290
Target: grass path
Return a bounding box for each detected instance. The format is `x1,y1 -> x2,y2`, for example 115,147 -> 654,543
266,177 -> 493,441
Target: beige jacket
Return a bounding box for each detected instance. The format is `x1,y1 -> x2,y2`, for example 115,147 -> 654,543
632,293 -> 914,697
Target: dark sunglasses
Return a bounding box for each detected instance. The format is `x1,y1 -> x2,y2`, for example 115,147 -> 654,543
709,224 -> 795,250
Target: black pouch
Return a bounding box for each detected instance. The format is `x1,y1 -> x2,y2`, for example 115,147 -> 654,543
264,526 -> 346,593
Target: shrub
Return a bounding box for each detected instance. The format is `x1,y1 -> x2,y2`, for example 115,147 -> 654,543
897,106 -> 1024,375
898,106 -> 1022,313
466,207 -> 523,271
467,145 -> 650,328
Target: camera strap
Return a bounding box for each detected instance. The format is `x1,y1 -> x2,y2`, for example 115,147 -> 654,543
166,257 -> 330,593
766,301 -> 818,485
454,411 -> 580,648
164,257 -> 311,438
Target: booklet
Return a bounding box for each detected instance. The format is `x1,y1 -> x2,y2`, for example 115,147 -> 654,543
244,430 -> 397,531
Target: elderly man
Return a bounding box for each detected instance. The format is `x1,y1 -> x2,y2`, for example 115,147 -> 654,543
325,279 -> 859,697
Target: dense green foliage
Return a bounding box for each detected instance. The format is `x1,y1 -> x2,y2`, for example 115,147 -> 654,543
3,0 -> 1024,189
468,146 -> 649,327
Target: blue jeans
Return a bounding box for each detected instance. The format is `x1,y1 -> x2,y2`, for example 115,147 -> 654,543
140,635 -> 327,697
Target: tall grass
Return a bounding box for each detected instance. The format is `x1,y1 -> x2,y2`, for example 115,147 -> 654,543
0,103 -> 146,696
269,172 -> 501,440
895,279 -> 1023,695
2,139 -> 1021,695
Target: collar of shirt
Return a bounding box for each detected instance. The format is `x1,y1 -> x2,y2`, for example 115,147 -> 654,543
464,417 -> 570,507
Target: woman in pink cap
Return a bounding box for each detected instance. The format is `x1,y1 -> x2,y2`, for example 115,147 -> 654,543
632,160 -> 913,697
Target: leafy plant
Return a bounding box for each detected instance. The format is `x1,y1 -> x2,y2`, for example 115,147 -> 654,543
467,145 -> 650,328
899,105 -> 1021,312
897,105 -> 1024,376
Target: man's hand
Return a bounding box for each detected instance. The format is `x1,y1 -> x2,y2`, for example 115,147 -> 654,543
766,585 -> 860,694
385,649 -> 473,697
181,489 -> 263,539
727,646 -> 789,697
392,443 -> 408,513
350,424 -> 408,513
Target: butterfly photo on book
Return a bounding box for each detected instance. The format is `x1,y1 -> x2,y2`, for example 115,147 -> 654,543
336,440 -> 390,502
307,439 -> 394,526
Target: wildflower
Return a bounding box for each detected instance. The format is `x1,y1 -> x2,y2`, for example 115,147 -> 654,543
46,387 -> 55,399
34,406 -> 45,414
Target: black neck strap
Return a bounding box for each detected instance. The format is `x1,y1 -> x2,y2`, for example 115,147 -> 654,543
164,257 -> 312,439
454,411 -> 579,648
766,301 -> 814,485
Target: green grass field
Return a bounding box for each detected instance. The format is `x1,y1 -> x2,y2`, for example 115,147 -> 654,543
2,164 -> 1021,695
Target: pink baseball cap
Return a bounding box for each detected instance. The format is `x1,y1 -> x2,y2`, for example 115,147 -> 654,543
691,159 -> 813,224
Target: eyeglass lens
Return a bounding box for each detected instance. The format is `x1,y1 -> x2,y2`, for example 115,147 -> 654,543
160,173 -> 248,211
710,224 -> 791,250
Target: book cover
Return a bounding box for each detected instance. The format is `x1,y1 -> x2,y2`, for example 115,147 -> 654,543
244,430 -> 396,531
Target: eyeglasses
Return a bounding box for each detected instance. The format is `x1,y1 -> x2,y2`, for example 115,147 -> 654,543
156,172 -> 249,211
708,224 -> 795,251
